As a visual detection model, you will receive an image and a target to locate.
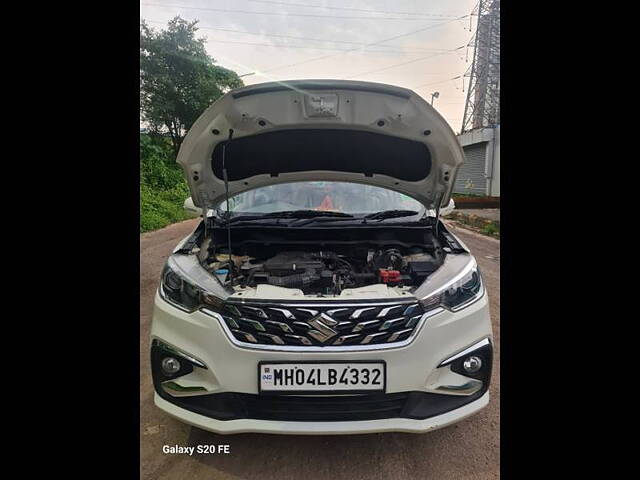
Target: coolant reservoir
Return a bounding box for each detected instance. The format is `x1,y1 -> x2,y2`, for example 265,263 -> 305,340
214,269 -> 229,284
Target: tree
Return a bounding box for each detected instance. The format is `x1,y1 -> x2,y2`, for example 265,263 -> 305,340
140,17 -> 244,156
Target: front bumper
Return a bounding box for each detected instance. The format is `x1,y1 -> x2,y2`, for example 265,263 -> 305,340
154,390 -> 489,435
150,290 -> 492,434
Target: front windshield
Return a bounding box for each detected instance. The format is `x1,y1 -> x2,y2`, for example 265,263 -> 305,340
219,181 -> 424,215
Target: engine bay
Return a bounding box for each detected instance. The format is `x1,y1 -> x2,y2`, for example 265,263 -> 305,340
198,225 -> 445,296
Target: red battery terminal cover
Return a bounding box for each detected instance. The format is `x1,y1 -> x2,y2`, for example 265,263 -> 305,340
378,269 -> 401,283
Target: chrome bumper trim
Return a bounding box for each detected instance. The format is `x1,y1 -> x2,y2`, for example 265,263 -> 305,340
434,379 -> 484,396
152,339 -> 208,369
438,337 -> 492,367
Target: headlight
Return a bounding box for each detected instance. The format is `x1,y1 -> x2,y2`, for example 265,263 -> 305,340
419,261 -> 484,312
160,261 -> 225,313
441,267 -> 483,311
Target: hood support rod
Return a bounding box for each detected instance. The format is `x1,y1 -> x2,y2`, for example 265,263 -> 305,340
432,191 -> 445,264
222,129 -> 234,284
433,191 -> 444,237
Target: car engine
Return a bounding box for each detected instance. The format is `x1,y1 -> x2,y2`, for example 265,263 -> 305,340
205,247 -> 440,295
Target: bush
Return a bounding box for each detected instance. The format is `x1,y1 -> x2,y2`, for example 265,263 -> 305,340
444,211 -> 500,238
140,133 -> 192,233
481,221 -> 500,237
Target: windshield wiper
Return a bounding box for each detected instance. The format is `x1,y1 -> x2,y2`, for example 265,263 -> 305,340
265,210 -> 353,218
363,209 -> 420,221
223,210 -> 353,224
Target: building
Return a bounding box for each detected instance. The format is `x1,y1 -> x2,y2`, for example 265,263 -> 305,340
454,125 -> 500,197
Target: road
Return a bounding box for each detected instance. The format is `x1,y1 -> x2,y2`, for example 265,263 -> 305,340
140,219 -> 500,480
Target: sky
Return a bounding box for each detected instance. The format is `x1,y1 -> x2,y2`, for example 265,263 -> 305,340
140,0 -> 479,133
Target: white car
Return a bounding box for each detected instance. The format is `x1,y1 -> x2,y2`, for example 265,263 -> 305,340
151,80 -> 492,435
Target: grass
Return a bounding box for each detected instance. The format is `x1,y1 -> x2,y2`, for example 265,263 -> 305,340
481,221 -> 500,237
140,184 -> 191,233
444,211 -> 500,238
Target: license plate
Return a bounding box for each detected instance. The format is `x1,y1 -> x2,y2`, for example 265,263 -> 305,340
259,362 -> 386,394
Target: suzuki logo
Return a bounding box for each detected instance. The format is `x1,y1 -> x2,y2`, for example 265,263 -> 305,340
306,313 -> 339,343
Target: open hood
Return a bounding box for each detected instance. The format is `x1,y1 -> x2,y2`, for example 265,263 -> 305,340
177,80 -> 465,210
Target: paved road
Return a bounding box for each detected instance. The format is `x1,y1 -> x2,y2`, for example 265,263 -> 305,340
140,219 -> 500,480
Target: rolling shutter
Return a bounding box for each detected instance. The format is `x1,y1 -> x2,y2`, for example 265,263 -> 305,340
454,142 -> 487,195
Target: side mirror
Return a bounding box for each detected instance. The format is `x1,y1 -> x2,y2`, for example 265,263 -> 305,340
183,197 -> 202,217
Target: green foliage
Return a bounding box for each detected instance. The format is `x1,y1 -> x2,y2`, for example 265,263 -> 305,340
482,222 -> 500,237
140,134 -> 185,190
444,211 -> 500,238
140,16 -> 243,155
140,133 -> 191,233
139,16 -> 246,232
140,183 -> 191,233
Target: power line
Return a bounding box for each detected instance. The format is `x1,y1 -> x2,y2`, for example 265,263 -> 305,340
247,0 -> 460,18
143,19 -> 453,53
142,9 -> 469,79
412,75 -> 464,90
144,20 -> 460,55
140,2 -> 449,21
344,47 -> 464,80
203,38 -> 461,55
261,15 -> 468,74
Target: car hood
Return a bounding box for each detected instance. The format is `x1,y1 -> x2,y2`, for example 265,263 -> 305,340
177,80 -> 465,210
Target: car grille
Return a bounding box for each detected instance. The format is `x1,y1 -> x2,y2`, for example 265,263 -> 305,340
219,301 -> 427,347
160,390 -> 487,422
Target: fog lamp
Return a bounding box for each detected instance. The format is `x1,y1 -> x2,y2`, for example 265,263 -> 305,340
463,355 -> 482,373
161,357 -> 181,375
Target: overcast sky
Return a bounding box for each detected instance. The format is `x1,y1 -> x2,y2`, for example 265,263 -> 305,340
140,0 -> 479,132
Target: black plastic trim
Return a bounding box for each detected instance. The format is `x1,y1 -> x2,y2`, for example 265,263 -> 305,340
154,389 -> 486,422
231,83 -> 412,100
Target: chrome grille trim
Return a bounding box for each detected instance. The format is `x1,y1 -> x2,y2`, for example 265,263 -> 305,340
284,334 -> 313,345
387,328 -> 414,343
265,320 -> 293,333
405,315 -> 422,328
259,333 -> 285,345
352,319 -> 380,332
231,329 -> 257,343
333,334 -> 360,345
350,307 -> 376,319
239,318 -> 266,332
244,306 -> 268,318
326,308 -> 349,316
361,332 -> 389,344
268,308 -> 296,320
377,305 -> 405,318
379,317 -> 406,330
204,305 -> 444,352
